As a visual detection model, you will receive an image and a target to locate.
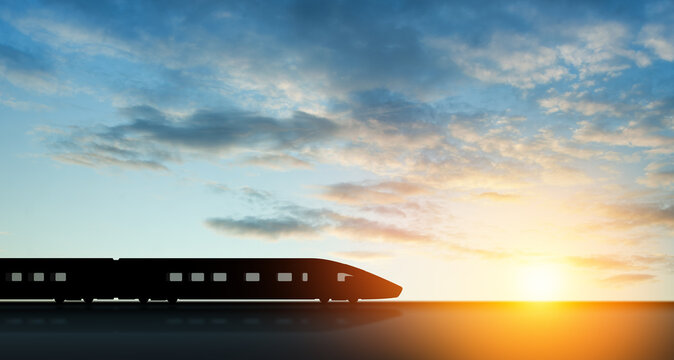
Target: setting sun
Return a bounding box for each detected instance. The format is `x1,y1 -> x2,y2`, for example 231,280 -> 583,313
519,264 -> 564,301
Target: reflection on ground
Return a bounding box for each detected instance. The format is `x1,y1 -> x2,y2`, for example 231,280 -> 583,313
0,302 -> 672,360
0,302 -> 399,333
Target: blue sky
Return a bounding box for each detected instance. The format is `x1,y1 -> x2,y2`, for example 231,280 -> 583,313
1,0 -> 673,300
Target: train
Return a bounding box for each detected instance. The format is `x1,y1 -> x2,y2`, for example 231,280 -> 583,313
0,258 -> 402,303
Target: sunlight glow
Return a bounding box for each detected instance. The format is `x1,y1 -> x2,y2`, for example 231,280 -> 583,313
519,264 -> 564,301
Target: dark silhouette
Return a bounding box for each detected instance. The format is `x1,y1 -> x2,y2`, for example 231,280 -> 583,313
0,302 -> 401,333
0,258 -> 402,303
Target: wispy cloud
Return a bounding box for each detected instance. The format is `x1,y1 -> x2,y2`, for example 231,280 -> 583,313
565,255 -> 647,271
41,105 -> 339,170
600,203 -> 674,231
239,153 -> 311,170
565,254 -> 674,276
0,93 -> 50,111
0,44 -> 60,93
638,161 -> 674,189
600,273 -> 656,287
320,181 -> 427,205
239,187 -> 273,203
204,197 -> 512,262
360,205 -> 408,218
638,24 -> 674,61
475,192 -> 522,202
573,119 -> 674,153
205,182 -> 230,194
329,213 -> 434,245
539,95 -> 617,116
557,22 -> 651,76
427,34 -> 568,89
205,216 -> 322,240
331,251 -> 392,261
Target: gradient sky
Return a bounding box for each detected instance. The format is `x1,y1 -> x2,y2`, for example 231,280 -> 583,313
1,0 -> 673,300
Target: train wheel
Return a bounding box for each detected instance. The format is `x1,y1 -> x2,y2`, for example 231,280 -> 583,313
348,298 -> 358,304
138,298 -> 149,304
319,298 -> 330,304
55,298 -> 64,304
83,297 -> 94,304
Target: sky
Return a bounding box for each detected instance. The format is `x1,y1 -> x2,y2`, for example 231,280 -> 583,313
0,0 -> 673,300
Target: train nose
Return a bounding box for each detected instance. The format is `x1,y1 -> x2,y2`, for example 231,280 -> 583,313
387,281 -> 403,298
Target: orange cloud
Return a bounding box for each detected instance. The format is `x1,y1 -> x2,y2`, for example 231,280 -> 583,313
599,273 -> 656,287
475,192 -> 522,202
331,251 -> 392,261
320,181 -> 427,205
566,255 -> 647,271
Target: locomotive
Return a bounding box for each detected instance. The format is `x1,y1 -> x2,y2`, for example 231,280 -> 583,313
0,258 -> 402,303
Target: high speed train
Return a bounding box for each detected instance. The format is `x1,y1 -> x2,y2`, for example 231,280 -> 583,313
0,258 -> 402,303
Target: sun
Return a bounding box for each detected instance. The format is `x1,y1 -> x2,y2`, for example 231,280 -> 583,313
518,263 -> 564,301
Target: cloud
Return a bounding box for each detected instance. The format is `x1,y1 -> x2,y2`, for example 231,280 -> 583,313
360,205 -> 408,218
320,181 -> 427,205
115,106 -> 338,152
204,216 -> 322,240
39,123 -> 175,171
475,192 -> 522,202
7,1 -> 460,106
442,114 -> 603,187
239,153 -> 311,170
557,22 -> 651,76
427,20 -> 653,89
11,15 -> 137,59
0,94 -> 50,111
599,273 -> 656,287
22,3 -> 668,201
539,95 -> 617,116
639,24 -> 674,61
329,213 -> 434,245
51,153 -> 170,171
427,33 -> 568,89
600,203 -> 674,231
204,202 -> 434,245
205,182 -> 230,194
240,187 -> 273,202
565,253 -> 674,275
42,105 -> 339,170
444,243 -> 511,260
631,254 -> 674,270
204,200 -> 509,261
0,44 -> 59,93
341,89 -> 438,127
564,188 -> 674,246
573,119 -> 674,152
638,161 -> 674,189
331,251 -> 392,261
565,255 -> 647,271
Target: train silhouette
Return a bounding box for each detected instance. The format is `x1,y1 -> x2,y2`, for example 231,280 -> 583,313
0,258 -> 402,303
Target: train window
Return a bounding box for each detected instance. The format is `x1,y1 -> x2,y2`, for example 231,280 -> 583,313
191,273 -> 205,282
245,273 -> 260,282
337,273 -> 352,282
277,273 -> 292,282
212,273 -> 227,282
32,273 -> 45,282
169,273 -> 183,282
11,273 -> 22,282
302,273 -> 308,282
53,273 -> 67,282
